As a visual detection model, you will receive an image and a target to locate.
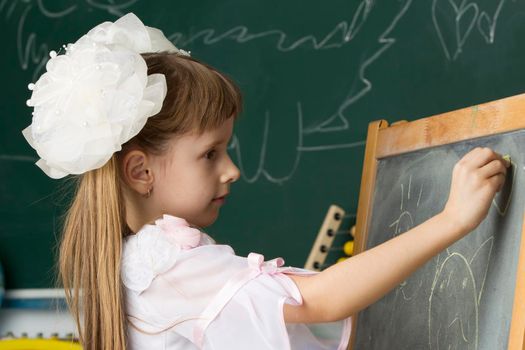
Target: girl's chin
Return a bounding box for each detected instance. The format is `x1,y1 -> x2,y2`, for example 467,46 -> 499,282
192,212 -> 219,228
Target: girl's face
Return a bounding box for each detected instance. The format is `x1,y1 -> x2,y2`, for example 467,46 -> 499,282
151,118 -> 240,227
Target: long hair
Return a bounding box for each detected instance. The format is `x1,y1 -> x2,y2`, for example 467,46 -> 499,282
59,53 -> 242,349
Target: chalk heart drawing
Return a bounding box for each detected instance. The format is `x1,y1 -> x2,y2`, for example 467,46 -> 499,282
429,253 -> 478,350
492,159 -> 516,216
476,0 -> 506,44
477,12 -> 496,43
432,0 -> 479,60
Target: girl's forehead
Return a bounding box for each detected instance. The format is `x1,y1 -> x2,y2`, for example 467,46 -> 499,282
170,118 -> 235,147
190,118 -> 235,142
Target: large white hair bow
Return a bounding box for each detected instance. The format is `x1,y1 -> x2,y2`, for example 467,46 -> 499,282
22,13 -> 189,179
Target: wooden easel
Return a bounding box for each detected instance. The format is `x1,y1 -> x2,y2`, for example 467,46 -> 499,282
350,93 -> 525,350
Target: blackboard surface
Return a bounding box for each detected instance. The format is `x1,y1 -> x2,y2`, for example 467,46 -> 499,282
2,1 -> 525,288
354,130 -> 525,350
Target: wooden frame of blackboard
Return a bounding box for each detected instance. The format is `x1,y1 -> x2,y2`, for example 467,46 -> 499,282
349,93 -> 525,350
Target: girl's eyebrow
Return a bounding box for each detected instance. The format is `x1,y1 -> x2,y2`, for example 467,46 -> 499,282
202,137 -> 229,149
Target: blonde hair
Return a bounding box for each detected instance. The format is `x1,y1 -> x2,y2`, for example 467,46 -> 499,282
59,53 -> 242,349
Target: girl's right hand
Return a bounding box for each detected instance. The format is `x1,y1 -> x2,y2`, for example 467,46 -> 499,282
442,147 -> 510,233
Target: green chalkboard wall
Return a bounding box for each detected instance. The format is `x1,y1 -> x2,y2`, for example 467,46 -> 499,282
2,0 -> 525,288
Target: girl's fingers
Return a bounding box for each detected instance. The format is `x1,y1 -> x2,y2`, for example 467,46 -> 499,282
462,147 -> 501,169
487,172 -> 506,193
460,147 -> 489,165
479,159 -> 508,179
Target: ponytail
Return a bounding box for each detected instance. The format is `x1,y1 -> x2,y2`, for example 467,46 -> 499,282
57,53 -> 243,350
59,156 -> 127,349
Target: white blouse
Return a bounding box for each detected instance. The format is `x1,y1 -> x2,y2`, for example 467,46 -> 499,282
121,214 -> 351,349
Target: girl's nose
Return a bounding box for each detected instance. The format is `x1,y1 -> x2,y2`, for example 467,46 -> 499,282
221,156 -> 240,184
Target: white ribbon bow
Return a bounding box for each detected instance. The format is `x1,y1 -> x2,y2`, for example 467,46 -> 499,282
23,13 -> 189,178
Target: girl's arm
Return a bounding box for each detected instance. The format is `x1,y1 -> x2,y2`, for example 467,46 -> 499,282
284,147 -> 509,323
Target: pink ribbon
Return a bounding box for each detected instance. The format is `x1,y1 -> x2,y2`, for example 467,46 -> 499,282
247,252 -> 285,274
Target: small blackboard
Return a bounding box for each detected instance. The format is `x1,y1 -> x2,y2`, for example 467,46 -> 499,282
351,93 -> 525,350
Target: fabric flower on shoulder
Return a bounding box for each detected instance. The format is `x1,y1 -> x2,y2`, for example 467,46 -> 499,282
22,13 -> 189,179
155,215 -> 202,249
121,215 -> 203,293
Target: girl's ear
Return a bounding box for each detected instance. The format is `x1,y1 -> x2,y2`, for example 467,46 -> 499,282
120,149 -> 154,196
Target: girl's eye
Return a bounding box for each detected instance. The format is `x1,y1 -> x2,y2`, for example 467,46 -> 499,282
205,150 -> 217,160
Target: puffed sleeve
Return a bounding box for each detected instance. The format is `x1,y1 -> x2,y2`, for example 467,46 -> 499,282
202,259 -> 351,350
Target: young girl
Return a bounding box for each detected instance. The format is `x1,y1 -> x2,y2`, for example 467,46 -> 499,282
22,13 -> 509,350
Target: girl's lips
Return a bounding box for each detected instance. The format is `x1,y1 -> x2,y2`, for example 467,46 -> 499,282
212,195 -> 227,204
